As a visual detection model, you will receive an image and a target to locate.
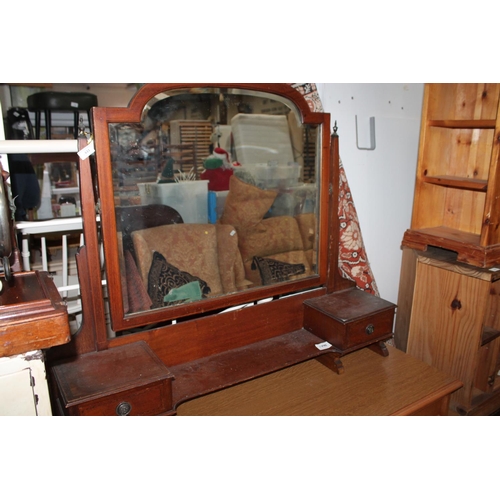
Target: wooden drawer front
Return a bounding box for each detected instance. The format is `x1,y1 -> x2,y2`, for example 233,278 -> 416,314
52,342 -> 175,416
345,310 -> 395,349
304,307 -> 394,350
71,382 -> 171,416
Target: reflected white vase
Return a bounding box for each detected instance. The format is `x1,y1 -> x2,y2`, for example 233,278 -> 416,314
37,166 -> 53,219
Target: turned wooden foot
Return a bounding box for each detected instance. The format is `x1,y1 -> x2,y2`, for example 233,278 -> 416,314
317,352 -> 345,375
368,341 -> 389,357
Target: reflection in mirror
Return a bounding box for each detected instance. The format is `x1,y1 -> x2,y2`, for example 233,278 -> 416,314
108,87 -> 321,317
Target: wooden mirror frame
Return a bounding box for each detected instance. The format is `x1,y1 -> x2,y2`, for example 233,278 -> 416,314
92,83 -> 334,333
52,83 -> 348,366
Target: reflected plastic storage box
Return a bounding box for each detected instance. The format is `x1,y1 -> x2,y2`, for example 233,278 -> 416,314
138,180 -> 209,223
240,163 -> 302,190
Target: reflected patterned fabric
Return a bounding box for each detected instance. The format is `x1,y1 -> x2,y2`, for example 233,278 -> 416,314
147,251 -> 210,308
290,83 -> 379,296
252,256 -> 306,286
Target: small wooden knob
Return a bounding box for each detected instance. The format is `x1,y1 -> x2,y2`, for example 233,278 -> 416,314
116,401 -> 132,416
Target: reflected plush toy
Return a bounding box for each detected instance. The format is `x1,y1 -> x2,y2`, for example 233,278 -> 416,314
201,147 -> 234,191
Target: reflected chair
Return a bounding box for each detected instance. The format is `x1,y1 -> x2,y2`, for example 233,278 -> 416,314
27,91 -> 98,139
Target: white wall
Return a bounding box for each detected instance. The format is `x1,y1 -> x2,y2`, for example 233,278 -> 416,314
317,83 -> 424,304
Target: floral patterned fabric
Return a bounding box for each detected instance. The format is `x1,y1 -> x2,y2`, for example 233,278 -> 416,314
290,83 -> 379,296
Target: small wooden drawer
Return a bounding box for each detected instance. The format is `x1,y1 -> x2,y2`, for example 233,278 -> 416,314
303,288 -> 396,352
51,341 -> 174,416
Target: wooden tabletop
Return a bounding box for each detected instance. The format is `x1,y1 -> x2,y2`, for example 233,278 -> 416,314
176,345 -> 462,416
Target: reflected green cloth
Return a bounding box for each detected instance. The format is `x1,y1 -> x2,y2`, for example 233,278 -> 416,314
163,281 -> 203,304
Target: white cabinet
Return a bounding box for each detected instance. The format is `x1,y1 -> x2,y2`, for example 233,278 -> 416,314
0,350 -> 52,416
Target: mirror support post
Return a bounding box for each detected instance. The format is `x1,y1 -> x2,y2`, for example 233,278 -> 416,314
49,137 -> 108,360
326,124 -> 349,293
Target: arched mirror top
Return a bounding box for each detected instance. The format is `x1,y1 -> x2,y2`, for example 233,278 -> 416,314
92,84 -> 332,333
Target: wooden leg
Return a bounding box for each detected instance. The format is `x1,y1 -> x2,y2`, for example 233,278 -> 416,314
317,352 -> 345,375
369,341 -> 389,357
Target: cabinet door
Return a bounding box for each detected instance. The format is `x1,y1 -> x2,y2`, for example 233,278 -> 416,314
0,351 -> 52,416
407,261 -> 489,409
0,368 -> 37,416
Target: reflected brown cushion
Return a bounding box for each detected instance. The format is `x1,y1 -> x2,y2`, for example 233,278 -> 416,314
245,250 -> 311,285
294,213 -> 316,251
215,224 -> 252,293
147,251 -> 211,308
237,215 -> 305,264
294,212 -> 317,270
132,224 -> 224,297
220,175 -> 277,231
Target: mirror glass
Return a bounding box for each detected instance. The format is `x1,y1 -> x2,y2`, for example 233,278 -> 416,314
106,87 -> 322,318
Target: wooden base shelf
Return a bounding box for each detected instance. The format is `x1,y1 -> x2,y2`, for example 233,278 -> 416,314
402,227 -> 500,268
170,329 -> 338,408
456,386 -> 500,416
481,327 -> 500,346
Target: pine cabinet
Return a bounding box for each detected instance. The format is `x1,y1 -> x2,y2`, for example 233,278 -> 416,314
402,83 -> 500,268
406,249 -> 500,415
396,83 -> 500,415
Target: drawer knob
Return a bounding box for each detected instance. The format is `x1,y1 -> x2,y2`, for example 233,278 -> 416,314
365,324 -> 375,335
116,401 -> 132,416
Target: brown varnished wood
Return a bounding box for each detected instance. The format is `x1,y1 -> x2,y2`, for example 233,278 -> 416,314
0,271 -> 70,357
176,345 -> 462,416
48,138 -> 108,360
46,84 -> 419,416
109,287 -> 326,368
316,352 -> 345,374
170,329 -> 338,407
51,341 -> 174,416
327,126 -> 351,293
368,341 -> 390,357
303,287 -> 396,353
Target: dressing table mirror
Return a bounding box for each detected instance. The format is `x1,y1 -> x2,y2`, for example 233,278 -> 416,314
95,84 -> 332,331
48,83 -> 395,416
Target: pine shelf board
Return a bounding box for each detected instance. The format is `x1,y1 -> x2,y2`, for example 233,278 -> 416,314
428,119 -> 497,129
422,175 -> 488,192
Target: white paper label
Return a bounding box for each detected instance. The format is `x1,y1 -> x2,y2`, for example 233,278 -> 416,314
315,341 -> 332,351
78,141 -> 95,160
71,101 -> 78,108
